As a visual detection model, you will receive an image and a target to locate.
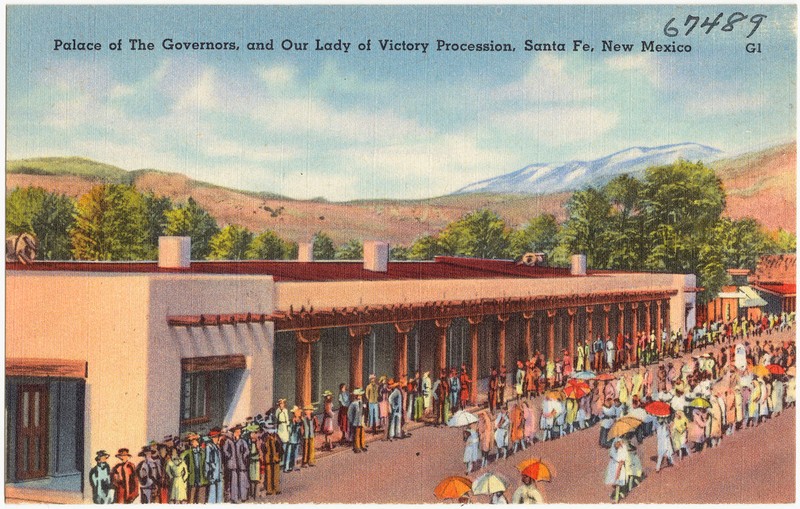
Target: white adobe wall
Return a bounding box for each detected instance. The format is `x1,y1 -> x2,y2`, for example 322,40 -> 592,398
146,275 -> 275,440
7,271 -> 275,500
6,272 -> 151,500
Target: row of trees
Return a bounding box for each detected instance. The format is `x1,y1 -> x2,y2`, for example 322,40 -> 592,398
6,184 -> 377,262
396,161 -> 795,301
7,160 -> 795,302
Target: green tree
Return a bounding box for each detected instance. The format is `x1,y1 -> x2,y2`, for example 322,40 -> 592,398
312,231 -> 336,260
603,175 -> 647,270
164,197 -> 220,260
246,230 -> 295,260
713,217 -> 771,270
335,239 -> 363,260
558,188 -> 613,268
407,235 -> 445,260
438,209 -> 511,259
142,193 -> 173,258
641,160 -> 725,273
70,184 -> 149,260
765,228 -> 797,254
509,213 -> 559,258
390,245 -> 411,261
6,186 -> 76,260
208,225 -> 253,260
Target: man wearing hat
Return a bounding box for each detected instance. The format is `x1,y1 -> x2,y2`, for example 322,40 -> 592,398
222,425 -> 250,503
181,432 -> 209,504
89,450 -> 114,504
348,388 -> 367,452
136,444 -> 162,504
365,374 -> 380,434
111,448 -> 139,504
275,398 -> 291,444
245,424 -> 262,500
205,429 -> 224,504
261,425 -> 283,495
388,379 -> 403,440
300,404 -> 318,467
448,368 -> 461,412
434,370 -> 450,426
283,406 -> 303,472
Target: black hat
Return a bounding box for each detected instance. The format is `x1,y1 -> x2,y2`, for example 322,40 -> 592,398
95,450 -> 110,461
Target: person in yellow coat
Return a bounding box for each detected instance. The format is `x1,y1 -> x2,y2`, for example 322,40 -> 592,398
165,450 -> 188,504
748,379 -> 761,428
671,410 -> 689,460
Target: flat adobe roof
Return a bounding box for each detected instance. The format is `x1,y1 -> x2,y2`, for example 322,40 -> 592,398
6,256 -> 583,282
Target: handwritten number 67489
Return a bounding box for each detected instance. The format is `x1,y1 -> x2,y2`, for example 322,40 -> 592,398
664,13 -> 766,38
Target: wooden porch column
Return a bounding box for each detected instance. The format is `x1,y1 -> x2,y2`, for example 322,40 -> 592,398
467,316 -> 483,405
546,310 -> 557,361
348,325 -> 371,390
586,306 -> 594,342
655,300 -> 663,350
536,314 -> 544,354
497,314 -> 511,373
296,329 -> 322,406
567,308 -> 576,361
434,319 -> 452,376
394,322 -> 414,381
522,311 -> 534,360
602,305 -> 611,338
617,303 -> 625,337
644,302 -> 652,336
631,303 -> 639,363
664,299 -> 671,334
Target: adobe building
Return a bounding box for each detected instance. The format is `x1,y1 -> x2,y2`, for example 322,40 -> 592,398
751,254 -> 796,315
5,237 -> 696,501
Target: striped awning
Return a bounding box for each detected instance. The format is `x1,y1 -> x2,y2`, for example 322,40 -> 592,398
739,286 -> 768,308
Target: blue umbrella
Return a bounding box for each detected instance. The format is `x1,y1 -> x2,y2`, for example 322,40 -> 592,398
571,371 -> 597,380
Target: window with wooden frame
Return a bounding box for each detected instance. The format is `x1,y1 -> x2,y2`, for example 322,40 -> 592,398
180,355 -> 246,427
181,371 -> 209,425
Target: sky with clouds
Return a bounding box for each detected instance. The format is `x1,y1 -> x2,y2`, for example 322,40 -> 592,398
6,5 -> 796,200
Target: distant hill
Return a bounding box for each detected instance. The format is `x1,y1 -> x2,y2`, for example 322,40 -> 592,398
711,142 -> 796,232
455,142 -> 723,195
7,156 -> 132,183
6,142 -> 795,246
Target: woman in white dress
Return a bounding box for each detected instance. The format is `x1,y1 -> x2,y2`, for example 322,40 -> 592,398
605,438 -> 629,503
463,425 -> 480,474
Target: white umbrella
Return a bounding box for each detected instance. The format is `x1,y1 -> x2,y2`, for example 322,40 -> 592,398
447,410 -> 478,427
472,472 -> 508,495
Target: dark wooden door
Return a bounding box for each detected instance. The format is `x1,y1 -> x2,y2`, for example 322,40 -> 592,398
16,384 -> 49,480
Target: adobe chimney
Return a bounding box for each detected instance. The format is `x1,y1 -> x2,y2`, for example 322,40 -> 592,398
297,242 -> 314,262
570,254 -> 587,276
363,241 -> 389,272
158,236 -> 191,268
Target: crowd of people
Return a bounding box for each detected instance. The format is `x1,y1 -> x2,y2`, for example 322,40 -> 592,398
87,312 -> 795,504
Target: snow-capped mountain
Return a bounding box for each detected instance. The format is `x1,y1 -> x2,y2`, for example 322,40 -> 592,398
454,143 -> 723,195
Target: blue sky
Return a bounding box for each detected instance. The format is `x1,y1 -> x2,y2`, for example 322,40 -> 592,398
6,5 -> 797,200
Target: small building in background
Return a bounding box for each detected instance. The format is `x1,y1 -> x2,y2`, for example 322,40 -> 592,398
751,254 -> 797,315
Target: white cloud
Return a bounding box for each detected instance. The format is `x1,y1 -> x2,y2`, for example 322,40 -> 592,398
605,53 -> 661,86
258,64 -> 297,86
686,92 -> 766,117
491,107 -> 619,145
176,67 -> 219,111
495,54 -> 595,103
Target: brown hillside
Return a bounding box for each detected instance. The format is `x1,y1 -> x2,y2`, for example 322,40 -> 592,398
6,142 -> 795,245
6,172 -> 569,246
713,142 -> 796,232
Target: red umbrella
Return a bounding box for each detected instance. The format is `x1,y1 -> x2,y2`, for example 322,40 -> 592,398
564,379 -> 590,399
644,400 -> 672,417
766,364 -> 786,375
